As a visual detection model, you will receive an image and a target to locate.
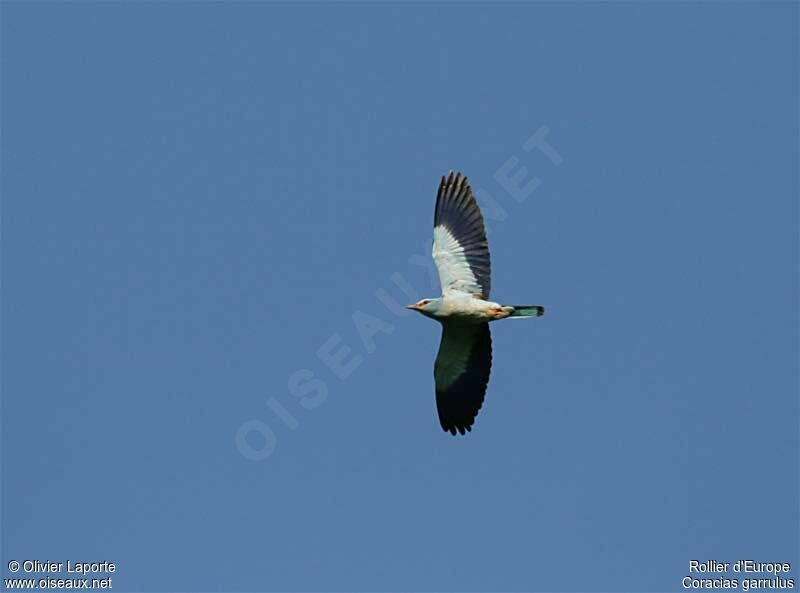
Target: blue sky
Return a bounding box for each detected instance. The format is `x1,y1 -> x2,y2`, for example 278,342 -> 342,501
2,3 -> 797,592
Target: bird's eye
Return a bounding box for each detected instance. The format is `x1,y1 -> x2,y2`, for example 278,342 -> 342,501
420,300 -> 430,306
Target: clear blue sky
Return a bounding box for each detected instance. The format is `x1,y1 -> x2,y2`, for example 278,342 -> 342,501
2,3 -> 797,592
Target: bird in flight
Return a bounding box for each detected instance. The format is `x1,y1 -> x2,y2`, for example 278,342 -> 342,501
407,171 -> 545,436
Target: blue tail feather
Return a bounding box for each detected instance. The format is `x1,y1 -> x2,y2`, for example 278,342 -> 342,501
506,305 -> 545,318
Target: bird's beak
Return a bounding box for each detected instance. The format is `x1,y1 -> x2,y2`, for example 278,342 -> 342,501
405,304 -> 417,310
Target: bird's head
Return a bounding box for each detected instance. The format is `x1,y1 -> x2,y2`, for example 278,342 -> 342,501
406,298 -> 441,318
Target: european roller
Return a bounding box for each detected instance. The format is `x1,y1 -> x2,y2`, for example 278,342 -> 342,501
407,171 -> 545,436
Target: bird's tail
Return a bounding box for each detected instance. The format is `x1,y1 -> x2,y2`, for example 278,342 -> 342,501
505,305 -> 545,319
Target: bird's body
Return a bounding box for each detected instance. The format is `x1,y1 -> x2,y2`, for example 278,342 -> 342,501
407,171 -> 545,436
413,293 -> 513,323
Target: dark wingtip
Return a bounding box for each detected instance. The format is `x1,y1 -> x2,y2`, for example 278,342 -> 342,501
443,422 -> 474,436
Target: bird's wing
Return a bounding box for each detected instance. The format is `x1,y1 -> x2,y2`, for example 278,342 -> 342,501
434,322 -> 492,435
432,171 -> 492,299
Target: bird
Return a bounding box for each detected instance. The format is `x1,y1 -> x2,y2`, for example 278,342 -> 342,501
407,171 -> 545,436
